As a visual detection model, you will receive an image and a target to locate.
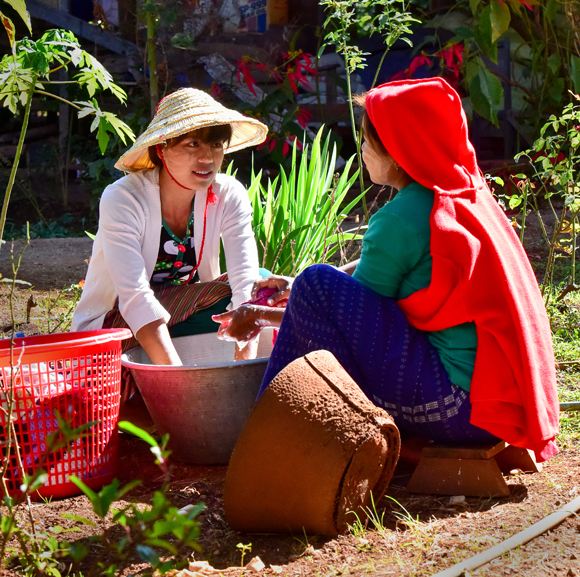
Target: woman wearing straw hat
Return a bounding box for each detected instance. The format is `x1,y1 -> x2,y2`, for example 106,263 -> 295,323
71,88 -> 268,364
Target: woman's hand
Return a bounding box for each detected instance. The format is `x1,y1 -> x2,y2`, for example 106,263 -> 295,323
213,304 -> 284,343
250,275 -> 294,307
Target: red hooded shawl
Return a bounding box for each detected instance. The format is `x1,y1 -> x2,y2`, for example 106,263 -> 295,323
366,78 -> 559,462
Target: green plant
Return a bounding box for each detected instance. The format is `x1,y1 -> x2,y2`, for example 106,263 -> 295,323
4,214 -> 85,240
417,0 -> 580,135
557,369 -> 580,449
32,283 -> 84,333
346,492 -> 389,540
348,510 -> 368,539
248,126 -> 363,275
1,409 -> 98,574
0,26 -> 135,245
1,418 -> 204,575
70,110 -> 149,215
385,495 -> 420,532
497,95 -> 580,301
320,0 -> 418,212
236,541 -> 252,567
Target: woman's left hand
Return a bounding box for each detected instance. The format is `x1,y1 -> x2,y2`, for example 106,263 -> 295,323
213,304 -> 264,342
213,304 -> 285,342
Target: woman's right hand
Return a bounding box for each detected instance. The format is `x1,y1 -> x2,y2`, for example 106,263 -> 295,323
251,275 -> 294,306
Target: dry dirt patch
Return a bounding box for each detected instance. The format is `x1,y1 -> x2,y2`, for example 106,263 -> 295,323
0,238 -> 92,290
0,436 -> 578,576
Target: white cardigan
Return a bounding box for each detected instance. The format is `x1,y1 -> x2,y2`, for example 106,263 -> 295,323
71,169 -> 260,335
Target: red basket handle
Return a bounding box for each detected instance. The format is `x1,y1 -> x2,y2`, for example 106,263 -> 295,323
0,328 -> 133,357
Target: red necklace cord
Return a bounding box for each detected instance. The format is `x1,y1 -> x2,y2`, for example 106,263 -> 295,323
182,188 -> 211,285
155,144 -> 217,285
155,144 -> 219,204
156,144 -> 191,190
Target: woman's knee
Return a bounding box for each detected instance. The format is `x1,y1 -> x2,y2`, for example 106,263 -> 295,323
295,263 -> 340,290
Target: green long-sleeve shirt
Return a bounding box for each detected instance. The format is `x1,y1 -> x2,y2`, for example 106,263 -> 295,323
352,182 -> 477,390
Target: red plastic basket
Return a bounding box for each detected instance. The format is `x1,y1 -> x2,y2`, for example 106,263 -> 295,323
0,328 -> 132,499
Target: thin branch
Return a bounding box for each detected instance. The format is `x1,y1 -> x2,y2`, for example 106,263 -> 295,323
48,60 -> 72,75
33,90 -> 81,109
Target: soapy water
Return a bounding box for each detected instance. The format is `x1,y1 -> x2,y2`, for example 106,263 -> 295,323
216,287 -> 284,348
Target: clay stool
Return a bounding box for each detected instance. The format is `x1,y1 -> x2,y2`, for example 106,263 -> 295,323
223,350 -> 400,537
406,441 -> 541,497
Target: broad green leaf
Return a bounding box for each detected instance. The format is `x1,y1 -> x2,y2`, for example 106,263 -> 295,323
468,59 -> 503,125
103,111 -> 135,144
469,0 -> 481,15
547,52 -> 562,75
145,536 -> 178,554
67,542 -> 89,562
489,0 -> 510,43
0,12 -> 16,47
548,77 -> 565,103
473,7 -> 498,64
4,0 -> 30,31
70,476 -> 120,518
464,59 -> 480,85
49,525 -> 81,534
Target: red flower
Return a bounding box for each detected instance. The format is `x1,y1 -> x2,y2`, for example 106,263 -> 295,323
210,82 -> 223,98
296,108 -> 312,129
408,53 -> 432,77
272,69 -> 284,86
284,51 -> 316,93
437,43 -> 465,78
257,135 -> 277,152
237,56 -> 258,96
297,53 -> 316,75
390,69 -> 409,81
282,135 -> 303,157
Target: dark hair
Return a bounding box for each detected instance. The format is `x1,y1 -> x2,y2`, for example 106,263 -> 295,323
353,92 -> 388,155
149,124 -> 233,167
361,111 -> 388,155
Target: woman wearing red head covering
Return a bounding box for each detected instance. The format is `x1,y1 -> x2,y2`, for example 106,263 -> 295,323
214,78 -> 559,462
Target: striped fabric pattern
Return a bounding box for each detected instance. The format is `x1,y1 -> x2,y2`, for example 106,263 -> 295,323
103,274 -> 231,352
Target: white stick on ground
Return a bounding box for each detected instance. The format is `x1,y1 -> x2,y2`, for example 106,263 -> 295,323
433,495 -> 580,577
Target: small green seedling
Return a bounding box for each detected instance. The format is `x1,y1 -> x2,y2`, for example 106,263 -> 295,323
237,542 -> 252,567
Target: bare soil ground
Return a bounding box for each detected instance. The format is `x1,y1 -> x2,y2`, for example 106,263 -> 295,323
0,239 -> 579,577
1,436 -> 579,577
0,238 -> 93,291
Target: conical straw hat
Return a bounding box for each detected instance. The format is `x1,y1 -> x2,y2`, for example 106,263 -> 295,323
115,88 -> 268,172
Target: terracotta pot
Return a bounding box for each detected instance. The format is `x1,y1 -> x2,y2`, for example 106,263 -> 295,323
224,350 -> 400,536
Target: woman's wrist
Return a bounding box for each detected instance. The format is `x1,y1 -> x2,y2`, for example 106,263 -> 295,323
251,305 -> 285,328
